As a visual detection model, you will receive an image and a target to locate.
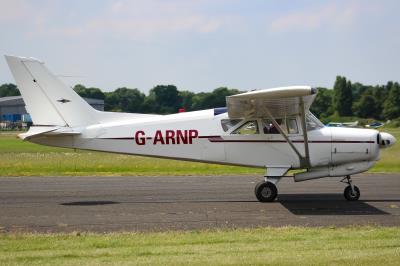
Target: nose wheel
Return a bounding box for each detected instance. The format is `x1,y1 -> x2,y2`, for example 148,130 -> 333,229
341,175 -> 360,201
255,181 -> 278,202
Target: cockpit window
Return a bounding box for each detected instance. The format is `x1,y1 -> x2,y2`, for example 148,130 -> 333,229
262,118 -> 298,135
221,119 -> 242,132
287,118 -> 299,134
262,119 -> 286,134
306,112 -> 324,131
232,120 -> 259,135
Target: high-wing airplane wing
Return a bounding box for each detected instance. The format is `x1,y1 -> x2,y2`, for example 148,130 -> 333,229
227,86 -> 318,169
226,86 -> 317,118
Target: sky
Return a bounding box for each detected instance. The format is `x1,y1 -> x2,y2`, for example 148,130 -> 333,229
0,0 -> 399,93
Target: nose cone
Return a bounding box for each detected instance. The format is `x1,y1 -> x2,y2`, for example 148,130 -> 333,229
379,132 -> 397,148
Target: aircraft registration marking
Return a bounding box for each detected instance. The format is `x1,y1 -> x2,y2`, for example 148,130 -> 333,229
134,130 -> 199,145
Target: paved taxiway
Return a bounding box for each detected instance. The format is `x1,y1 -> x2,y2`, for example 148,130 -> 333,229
0,174 -> 399,232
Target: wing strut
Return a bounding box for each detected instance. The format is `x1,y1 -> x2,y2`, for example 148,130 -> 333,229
299,97 -> 311,168
263,101 -> 311,169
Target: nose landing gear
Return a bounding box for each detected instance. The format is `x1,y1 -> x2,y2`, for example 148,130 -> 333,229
341,175 -> 360,201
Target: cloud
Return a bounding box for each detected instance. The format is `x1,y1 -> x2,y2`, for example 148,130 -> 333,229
27,0 -> 237,40
0,0 -> 32,22
100,0 -> 234,37
83,15 -> 223,39
269,2 -> 366,33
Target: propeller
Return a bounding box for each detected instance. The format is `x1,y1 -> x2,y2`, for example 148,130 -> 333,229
378,132 -> 396,148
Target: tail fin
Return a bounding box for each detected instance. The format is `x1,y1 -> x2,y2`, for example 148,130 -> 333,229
5,55 -> 98,127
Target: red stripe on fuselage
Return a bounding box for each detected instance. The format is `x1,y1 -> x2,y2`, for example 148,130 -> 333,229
97,136 -> 374,144
208,139 -> 374,144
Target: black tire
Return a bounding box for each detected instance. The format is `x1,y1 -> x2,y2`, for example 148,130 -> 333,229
255,181 -> 278,202
344,185 -> 360,201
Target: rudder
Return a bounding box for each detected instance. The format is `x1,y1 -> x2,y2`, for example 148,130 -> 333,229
5,55 -> 98,127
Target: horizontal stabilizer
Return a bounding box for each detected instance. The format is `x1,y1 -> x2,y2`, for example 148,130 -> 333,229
19,126 -> 81,140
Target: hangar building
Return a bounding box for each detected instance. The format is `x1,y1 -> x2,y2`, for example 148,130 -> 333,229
0,96 -> 104,126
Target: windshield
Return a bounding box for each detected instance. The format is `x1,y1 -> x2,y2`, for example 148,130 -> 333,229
306,112 -> 324,131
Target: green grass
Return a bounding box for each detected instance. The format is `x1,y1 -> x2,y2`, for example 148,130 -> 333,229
0,226 -> 399,265
0,129 -> 398,176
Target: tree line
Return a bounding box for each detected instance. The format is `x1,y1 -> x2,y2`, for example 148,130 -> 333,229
311,76 -> 400,122
73,84 -> 242,113
1,76 -> 399,121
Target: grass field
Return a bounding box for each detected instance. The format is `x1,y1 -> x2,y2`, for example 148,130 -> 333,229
1,226 -> 399,265
0,129 -> 398,176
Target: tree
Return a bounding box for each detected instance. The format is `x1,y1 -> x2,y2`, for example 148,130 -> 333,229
141,96 -> 157,113
191,92 -> 210,110
372,84 -> 389,119
353,89 -> 377,118
191,87 -> 240,110
178,90 -> 195,111
207,87 -> 241,108
104,91 -> 119,111
73,84 -> 105,100
105,87 -> 145,112
383,82 -> 400,120
351,82 -> 368,101
310,87 -> 334,119
0,83 -> 20,97
145,85 -> 181,114
333,76 -> 353,116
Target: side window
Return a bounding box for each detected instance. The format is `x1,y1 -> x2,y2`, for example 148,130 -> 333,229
287,118 -> 299,134
262,118 -> 298,135
262,119 -> 287,134
232,120 -> 259,135
221,119 -> 242,132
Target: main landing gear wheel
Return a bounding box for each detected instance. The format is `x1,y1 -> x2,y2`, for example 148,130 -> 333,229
344,185 -> 360,201
255,181 -> 278,202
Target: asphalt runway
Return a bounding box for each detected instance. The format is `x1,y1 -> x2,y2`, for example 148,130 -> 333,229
0,174 -> 399,233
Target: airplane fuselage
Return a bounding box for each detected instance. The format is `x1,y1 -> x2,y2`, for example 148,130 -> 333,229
31,109 -> 380,176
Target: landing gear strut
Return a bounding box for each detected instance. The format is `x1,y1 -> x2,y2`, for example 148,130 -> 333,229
255,178 -> 278,202
341,175 -> 360,201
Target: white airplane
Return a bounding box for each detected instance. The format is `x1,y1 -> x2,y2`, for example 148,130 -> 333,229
5,55 -> 397,202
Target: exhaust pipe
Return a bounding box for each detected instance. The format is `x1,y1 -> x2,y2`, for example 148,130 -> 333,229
294,168 -> 329,182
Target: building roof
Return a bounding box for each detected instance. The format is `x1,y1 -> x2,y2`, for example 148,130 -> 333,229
0,96 -> 22,102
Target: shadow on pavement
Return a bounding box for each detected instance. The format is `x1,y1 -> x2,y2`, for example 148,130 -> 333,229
279,194 -> 388,215
60,201 -> 119,206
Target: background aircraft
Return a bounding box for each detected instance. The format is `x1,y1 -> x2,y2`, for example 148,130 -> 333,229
5,55 -> 397,202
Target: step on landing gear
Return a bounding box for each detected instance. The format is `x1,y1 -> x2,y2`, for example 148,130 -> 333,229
341,175 -> 360,201
255,177 -> 279,202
